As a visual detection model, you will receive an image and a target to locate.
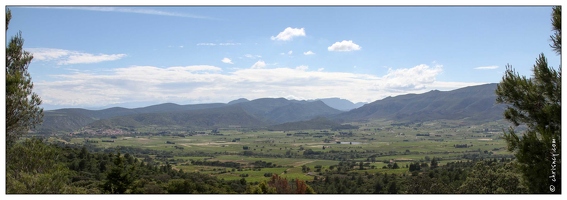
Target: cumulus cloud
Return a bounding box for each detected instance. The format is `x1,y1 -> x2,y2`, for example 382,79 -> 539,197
377,64 -> 443,91
36,63 -> 484,109
251,60 -> 267,69
295,65 -> 309,71
271,27 -> 306,41
27,48 -> 126,65
327,40 -> 361,52
304,51 -> 315,55
36,65 -> 223,107
474,65 -> 499,70
288,51 -> 293,55
222,58 -> 233,64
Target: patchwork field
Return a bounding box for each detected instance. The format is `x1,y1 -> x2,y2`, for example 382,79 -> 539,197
51,119 -> 513,182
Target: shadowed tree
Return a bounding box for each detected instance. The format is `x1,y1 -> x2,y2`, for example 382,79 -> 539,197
495,6 -> 561,194
102,153 -> 133,194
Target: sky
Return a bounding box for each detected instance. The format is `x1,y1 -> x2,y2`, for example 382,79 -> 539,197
4,5 -> 561,110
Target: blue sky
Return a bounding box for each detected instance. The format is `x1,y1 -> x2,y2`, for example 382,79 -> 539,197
4,5 -> 561,110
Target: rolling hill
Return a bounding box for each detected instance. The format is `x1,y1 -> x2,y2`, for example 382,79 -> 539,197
36,98 -> 343,133
86,105 -> 268,130
232,98 -> 343,124
36,83 -> 507,134
334,83 -> 506,123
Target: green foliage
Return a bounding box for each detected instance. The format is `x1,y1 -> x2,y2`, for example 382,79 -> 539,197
392,162 -> 400,169
268,116 -> 340,131
247,181 -> 277,194
495,6 -> 561,194
5,8 -> 43,148
166,179 -> 195,194
247,174 -> 315,194
550,6 -> 561,54
458,161 -> 526,194
6,138 -> 86,193
102,153 -> 134,194
7,165 -> 87,194
430,157 -> 439,169
310,160 -> 478,194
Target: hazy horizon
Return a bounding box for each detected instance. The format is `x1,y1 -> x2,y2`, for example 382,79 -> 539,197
43,95 -> 372,110
42,82 -> 497,111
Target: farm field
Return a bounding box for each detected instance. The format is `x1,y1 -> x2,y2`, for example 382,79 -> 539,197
50,119 -> 513,183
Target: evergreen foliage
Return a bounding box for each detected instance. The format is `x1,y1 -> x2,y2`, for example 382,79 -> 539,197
5,8 -> 43,148
495,6 -> 561,194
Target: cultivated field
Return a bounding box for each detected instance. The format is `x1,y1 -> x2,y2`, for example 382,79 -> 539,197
49,119 -> 513,182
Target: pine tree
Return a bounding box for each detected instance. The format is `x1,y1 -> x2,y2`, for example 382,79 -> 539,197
495,6 -> 561,194
6,8 -> 43,148
102,153 -> 132,194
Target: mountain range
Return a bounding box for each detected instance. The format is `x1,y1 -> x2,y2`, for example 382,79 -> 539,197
311,98 -> 366,111
333,83 -> 505,123
35,83 -> 506,134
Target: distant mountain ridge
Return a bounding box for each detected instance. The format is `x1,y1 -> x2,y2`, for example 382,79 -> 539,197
36,98 -> 342,133
87,105 -> 268,130
311,98 -> 366,111
334,83 -> 505,123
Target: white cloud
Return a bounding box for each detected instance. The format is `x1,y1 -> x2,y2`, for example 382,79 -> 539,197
36,63 -> 485,109
251,60 -> 266,69
244,54 -> 261,59
177,65 -> 223,72
219,43 -> 241,46
222,58 -> 233,64
284,95 -> 306,101
197,43 -> 216,46
303,51 -> 315,55
197,42 -> 242,46
271,27 -> 306,41
376,64 -> 444,91
32,7 -> 215,19
474,65 -> 499,70
288,50 -> 293,55
27,48 -> 126,65
62,53 -> 126,65
27,48 -> 71,61
295,65 -> 309,71
328,40 -> 361,52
